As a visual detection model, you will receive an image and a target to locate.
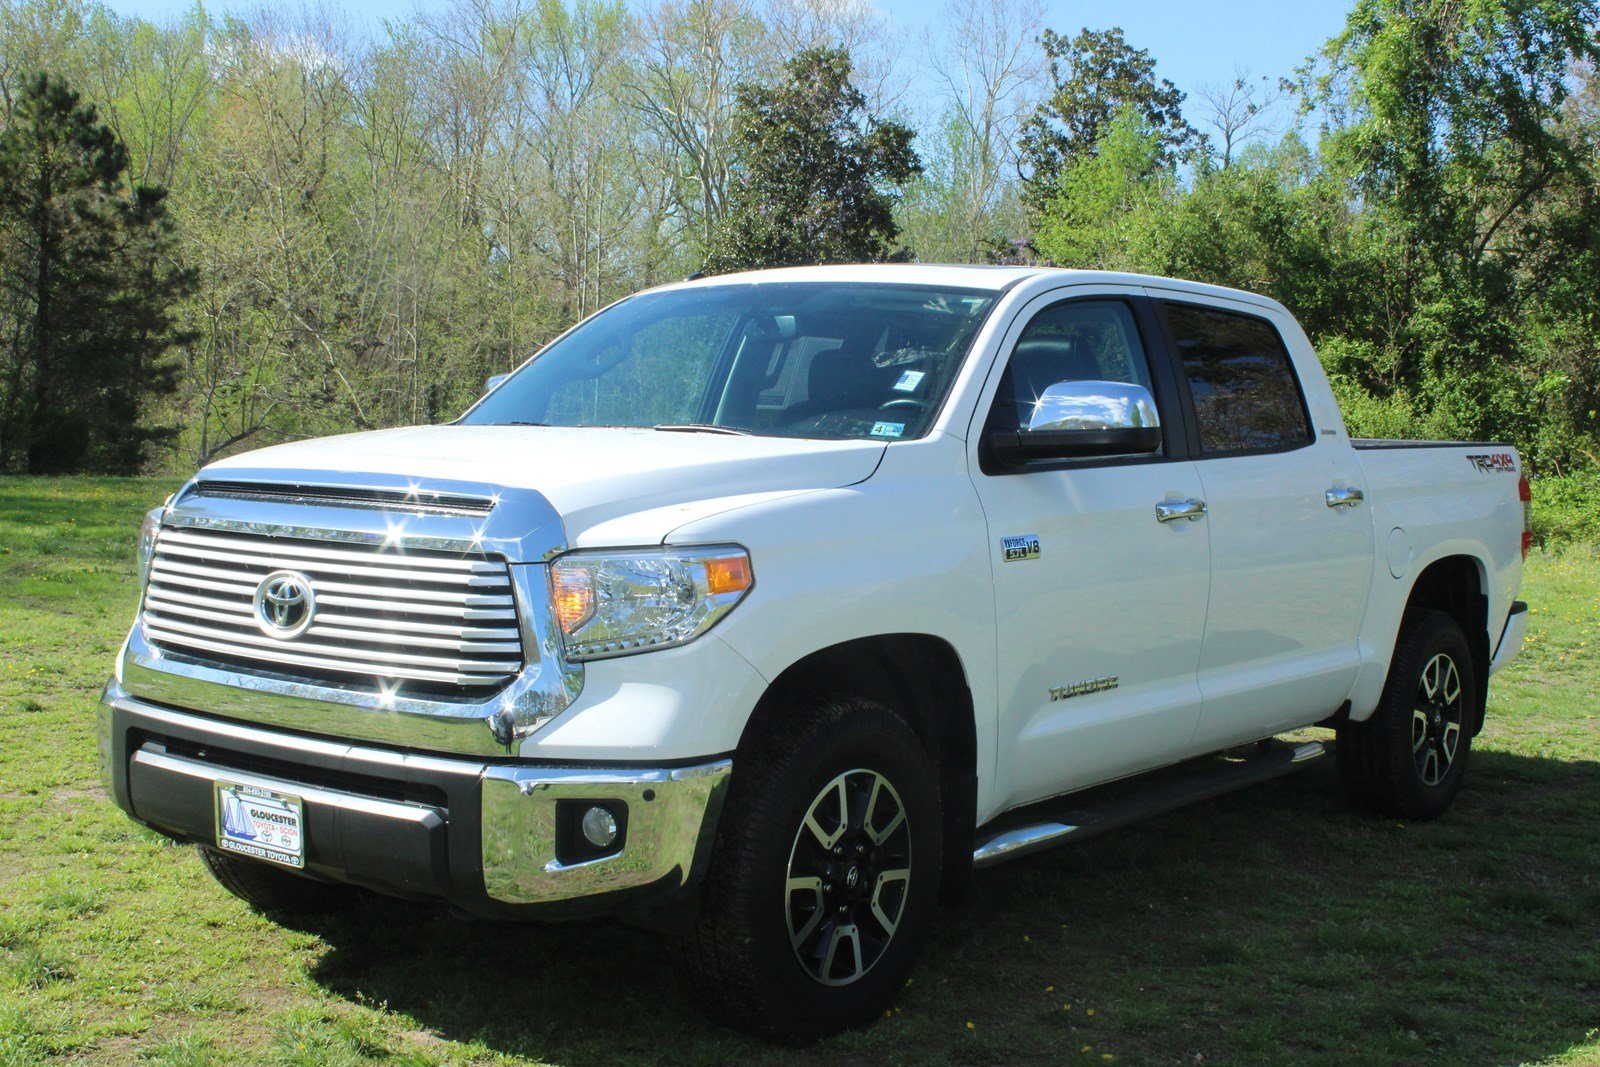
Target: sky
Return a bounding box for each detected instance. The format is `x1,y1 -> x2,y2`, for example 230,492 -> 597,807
99,0 -> 1356,113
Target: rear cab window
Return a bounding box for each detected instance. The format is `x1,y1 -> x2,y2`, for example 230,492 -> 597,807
1163,301 -> 1313,454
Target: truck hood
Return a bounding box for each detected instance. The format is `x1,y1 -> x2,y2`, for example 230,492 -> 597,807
200,425 -> 886,547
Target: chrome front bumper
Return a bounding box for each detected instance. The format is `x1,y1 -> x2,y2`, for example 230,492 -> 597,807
100,680 -> 731,916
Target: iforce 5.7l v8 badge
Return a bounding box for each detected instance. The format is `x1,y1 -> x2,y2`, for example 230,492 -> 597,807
1001,534 -> 1041,562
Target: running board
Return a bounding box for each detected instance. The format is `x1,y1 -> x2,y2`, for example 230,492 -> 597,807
972,739 -> 1328,869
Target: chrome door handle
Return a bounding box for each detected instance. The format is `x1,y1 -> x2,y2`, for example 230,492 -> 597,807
1326,487 -> 1365,508
1155,499 -> 1208,523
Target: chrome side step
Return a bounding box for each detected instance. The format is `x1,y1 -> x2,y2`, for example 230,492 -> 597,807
972,739 -> 1327,870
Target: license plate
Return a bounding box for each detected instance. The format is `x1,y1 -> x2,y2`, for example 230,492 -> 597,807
214,780 -> 305,868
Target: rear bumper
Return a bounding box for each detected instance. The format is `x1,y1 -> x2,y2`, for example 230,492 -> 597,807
99,679 -> 730,920
1489,600 -> 1529,676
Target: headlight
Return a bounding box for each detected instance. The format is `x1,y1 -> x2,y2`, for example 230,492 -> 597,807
136,506 -> 164,589
549,546 -> 753,661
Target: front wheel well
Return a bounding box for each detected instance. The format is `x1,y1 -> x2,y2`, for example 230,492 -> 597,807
742,635 -> 978,897
1402,555 -> 1490,732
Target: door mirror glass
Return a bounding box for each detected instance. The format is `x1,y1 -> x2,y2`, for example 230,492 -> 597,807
484,373 -> 509,395
992,379 -> 1161,463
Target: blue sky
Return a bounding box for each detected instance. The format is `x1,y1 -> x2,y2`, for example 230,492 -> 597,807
101,0 -> 1355,106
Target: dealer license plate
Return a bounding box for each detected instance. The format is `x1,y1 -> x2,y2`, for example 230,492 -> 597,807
214,780 -> 305,868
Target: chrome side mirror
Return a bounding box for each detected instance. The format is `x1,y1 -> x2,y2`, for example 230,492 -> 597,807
484,373 -> 509,395
991,379 -> 1162,463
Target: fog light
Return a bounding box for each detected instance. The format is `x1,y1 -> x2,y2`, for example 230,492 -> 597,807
581,805 -> 618,848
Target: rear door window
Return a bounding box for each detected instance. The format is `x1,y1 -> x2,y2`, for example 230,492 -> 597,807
1164,302 -> 1312,454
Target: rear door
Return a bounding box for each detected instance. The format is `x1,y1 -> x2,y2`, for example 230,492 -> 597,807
968,289 -> 1212,811
1150,293 -> 1374,748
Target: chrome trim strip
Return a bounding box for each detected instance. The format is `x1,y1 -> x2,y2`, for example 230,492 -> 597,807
132,749 -> 439,823
169,471 -> 566,560
103,690 -> 487,777
193,480 -> 495,517
480,759 -> 732,904
971,821 -> 1078,869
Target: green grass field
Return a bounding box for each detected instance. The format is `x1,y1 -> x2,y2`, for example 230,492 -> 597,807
1,476 -> 1596,1066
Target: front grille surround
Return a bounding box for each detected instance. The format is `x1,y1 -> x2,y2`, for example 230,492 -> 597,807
142,526 -> 525,693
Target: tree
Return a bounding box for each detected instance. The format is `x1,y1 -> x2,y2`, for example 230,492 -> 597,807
903,0 -> 1043,262
1194,67 -> 1285,170
0,72 -> 192,473
1305,0 -> 1600,455
704,47 -> 920,272
1031,105 -> 1169,269
1017,27 -> 1195,211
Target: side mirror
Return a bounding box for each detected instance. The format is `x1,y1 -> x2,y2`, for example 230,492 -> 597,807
484,373 -> 509,395
990,380 -> 1162,464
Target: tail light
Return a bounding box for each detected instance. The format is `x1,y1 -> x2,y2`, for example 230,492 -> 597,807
1518,473 -> 1532,559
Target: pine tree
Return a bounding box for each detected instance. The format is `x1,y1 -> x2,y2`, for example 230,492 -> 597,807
704,49 -> 921,273
0,73 -> 194,474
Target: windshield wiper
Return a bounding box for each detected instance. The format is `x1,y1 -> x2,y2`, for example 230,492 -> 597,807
652,423 -> 752,436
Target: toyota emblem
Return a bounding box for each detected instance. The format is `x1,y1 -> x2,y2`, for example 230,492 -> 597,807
253,570 -> 316,639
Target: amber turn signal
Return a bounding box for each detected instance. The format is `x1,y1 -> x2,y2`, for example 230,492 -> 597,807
550,566 -> 596,632
704,554 -> 753,597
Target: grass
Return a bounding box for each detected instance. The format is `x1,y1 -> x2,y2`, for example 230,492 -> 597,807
1,474 -> 1597,1066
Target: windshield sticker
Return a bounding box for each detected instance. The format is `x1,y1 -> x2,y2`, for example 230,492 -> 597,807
893,370 -> 926,393
870,421 -> 906,439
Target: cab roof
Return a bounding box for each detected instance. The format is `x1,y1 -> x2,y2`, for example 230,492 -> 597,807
660,263 -> 1283,312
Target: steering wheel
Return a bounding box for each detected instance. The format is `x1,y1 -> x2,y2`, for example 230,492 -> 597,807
878,397 -> 931,413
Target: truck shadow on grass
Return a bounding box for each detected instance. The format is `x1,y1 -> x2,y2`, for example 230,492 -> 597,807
297,749 -> 1600,1066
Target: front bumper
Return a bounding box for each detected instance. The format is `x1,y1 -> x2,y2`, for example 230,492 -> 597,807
99,680 -> 731,919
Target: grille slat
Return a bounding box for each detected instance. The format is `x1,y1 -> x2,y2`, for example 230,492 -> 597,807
143,591 -> 520,653
155,542 -> 509,587
159,527 -> 498,572
150,558 -> 514,607
144,526 -> 525,692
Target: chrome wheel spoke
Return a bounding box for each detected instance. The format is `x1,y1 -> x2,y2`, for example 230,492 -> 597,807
821,923 -> 864,984
864,778 -> 905,846
1412,709 -> 1429,753
1442,661 -> 1461,705
869,867 -> 911,937
804,778 -> 849,850
787,876 -> 825,949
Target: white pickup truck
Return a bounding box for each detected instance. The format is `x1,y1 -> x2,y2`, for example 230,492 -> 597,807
101,265 -> 1529,1039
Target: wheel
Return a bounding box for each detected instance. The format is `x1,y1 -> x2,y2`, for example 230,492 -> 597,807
197,846 -> 358,914
1338,609 -> 1477,820
682,696 -> 942,1042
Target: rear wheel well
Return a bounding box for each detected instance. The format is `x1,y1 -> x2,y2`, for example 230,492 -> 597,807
743,635 -> 978,897
1403,555 -> 1490,732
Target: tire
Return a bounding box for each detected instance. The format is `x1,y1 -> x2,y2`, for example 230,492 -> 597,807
682,696 -> 943,1042
1338,609 -> 1477,820
197,846 -> 358,914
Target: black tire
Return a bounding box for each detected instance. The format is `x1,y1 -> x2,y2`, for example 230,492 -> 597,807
1338,609 -> 1477,820
682,696 -> 942,1042
197,846 -> 358,914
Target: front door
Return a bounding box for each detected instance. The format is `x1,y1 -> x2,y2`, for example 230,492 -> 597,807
969,292 -> 1213,813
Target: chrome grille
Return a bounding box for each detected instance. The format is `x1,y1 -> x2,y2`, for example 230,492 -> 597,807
142,526 -> 523,690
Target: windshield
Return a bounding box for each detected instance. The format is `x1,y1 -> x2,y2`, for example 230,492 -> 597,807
462,282 -> 998,441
